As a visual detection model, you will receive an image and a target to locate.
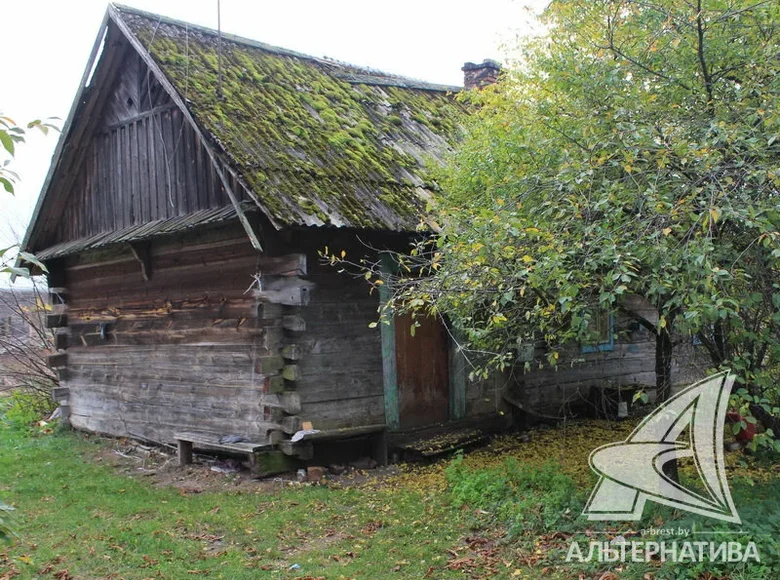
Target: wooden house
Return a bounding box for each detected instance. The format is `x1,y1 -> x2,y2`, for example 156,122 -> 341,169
20,5 -> 508,468
22,5 -> 705,469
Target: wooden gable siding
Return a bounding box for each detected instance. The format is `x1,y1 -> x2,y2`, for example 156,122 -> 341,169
53,50 -> 242,245
54,223 -> 293,445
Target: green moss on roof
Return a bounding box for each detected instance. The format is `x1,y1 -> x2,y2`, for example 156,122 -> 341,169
118,7 -> 464,230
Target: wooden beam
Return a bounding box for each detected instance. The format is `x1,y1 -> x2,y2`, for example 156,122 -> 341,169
254,277 -> 315,306
281,344 -> 302,360
46,313 -> 68,329
129,241 -> 152,281
257,254 -> 307,277
47,353 -> 68,369
281,415 -> 302,435
279,392 -> 301,414
379,255 -> 399,430
54,329 -> 69,351
282,365 -> 300,382
282,315 -> 306,332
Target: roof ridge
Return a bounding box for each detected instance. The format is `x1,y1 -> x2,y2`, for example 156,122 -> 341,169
110,3 -> 460,93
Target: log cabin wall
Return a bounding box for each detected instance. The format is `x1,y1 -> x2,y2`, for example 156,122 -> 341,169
51,222 -> 302,445
504,312 -> 709,418
50,50 -> 244,247
276,231 -> 387,431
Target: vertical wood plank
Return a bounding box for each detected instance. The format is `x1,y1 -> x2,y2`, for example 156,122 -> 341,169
146,114 -> 158,221
138,117 -> 149,223
379,255 -> 399,431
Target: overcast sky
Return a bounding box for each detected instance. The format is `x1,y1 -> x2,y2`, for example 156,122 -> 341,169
1,0 -> 547,284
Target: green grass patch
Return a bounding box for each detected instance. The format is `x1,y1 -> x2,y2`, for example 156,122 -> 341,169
1,410 -> 778,579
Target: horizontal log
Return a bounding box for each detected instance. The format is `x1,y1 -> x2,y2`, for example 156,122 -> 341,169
46,313 -> 68,329
279,439 -> 313,459
266,375 -> 285,394
54,330 -> 69,350
282,315 -> 306,332
300,395 -> 385,431
254,277 -> 315,306
257,254 -> 307,277
48,353 -> 68,369
282,365 -> 301,382
281,344 -> 302,361
255,355 -> 284,375
51,386 -> 70,403
278,392 -> 301,415
281,415 -> 302,435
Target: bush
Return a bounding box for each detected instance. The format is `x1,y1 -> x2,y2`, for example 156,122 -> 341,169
0,389 -> 56,431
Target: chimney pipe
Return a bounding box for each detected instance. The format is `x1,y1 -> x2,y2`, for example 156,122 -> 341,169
461,59 -> 502,90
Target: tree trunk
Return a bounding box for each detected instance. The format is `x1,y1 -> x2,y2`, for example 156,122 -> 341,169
655,327 -> 673,403
656,326 -> 679,481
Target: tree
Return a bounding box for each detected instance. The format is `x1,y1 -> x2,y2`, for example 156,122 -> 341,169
335,0 -> 779,417
0,114 -> 56,278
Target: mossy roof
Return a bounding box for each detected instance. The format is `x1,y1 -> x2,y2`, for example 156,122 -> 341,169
116,6 -> 464,231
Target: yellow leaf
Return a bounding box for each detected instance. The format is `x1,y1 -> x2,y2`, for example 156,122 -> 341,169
340,250 -> 347,258
662,227 -> 672,236
659,316 -> 667,329
710,207 -> 721,223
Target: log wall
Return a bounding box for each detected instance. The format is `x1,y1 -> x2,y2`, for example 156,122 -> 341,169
276,231 -> 386,431
503,311 -> 709,418
51,223 -> 299,445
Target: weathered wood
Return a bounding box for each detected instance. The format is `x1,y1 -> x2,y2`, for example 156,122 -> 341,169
178,439 -> 193,466
278,392 -> 301,414
257,254 -> 307,277
54,329 -> 69,350
281,344 -> 302,360
254,277 -> 315,306
51,386 -> 70,404
301,424 -> 386,441
48,353 -> 68,369
267,376 -> 285,394
282,315 -> 306,332
282,365 -> 301,382
46,313 -> 68,329
49,287 -> 69,304
279,439 -> 313,459
129,241 -> 152,281
255,355 -> 284,375
253,450 -> 299,477
281,415 -> 302,435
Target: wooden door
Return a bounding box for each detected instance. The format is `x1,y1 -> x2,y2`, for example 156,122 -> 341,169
394,314 -> 450,429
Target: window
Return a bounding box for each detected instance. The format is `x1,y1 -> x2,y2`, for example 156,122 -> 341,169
581,310 -> 614,353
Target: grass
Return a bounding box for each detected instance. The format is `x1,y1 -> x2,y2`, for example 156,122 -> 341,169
0,410 -> 778,579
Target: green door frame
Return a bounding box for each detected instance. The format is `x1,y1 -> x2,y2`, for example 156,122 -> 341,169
379,254 -> 466,430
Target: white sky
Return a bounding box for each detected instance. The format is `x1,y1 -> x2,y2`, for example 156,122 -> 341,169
1,0 -> 547,284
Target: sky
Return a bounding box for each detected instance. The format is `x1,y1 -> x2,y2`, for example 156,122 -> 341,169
1,0 -> 548,284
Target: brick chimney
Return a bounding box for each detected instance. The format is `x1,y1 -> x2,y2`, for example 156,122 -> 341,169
462,59 -> 501,90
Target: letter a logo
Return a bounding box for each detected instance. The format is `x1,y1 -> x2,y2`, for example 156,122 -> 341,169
583,371 -> 740,524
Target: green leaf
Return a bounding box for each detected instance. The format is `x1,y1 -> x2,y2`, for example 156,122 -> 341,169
0,177 -> 13,194
0,129 -> 15,156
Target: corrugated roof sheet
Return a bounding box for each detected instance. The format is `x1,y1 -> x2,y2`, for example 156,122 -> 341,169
116,6 -> 464,231
36,204 -> 245,260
